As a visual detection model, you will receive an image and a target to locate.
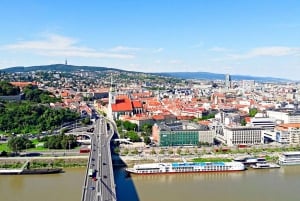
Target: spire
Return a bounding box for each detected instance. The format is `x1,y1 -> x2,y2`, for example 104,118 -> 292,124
110,73 -> 113,92
65,59 -> 68,65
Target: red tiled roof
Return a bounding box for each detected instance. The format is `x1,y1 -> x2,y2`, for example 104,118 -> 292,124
10,81 -> 37,88
112,96 -> 133,112
177,116 -> 194,120
61,91 -> 69,97
152,115 -> 165,120
132,100 -> 143,108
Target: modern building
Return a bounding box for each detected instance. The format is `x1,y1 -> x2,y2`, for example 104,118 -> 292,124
274,123 -> 300,145
250,117 -> 276,130
219,126 -> 263,146
267,110 -> 300,124
152,122 -> 215,147
225,74 -> 232,89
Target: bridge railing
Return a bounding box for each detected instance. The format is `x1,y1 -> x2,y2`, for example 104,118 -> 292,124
81,140 -> 92,201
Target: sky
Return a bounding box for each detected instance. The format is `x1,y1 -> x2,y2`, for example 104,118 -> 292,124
0,0 -> 300,80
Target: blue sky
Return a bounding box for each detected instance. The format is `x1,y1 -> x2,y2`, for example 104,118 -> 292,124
1,0 -> 300,80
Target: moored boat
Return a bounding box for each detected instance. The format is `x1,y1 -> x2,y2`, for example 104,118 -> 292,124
278,151 -> 300,166
251,162 -> 280,169
0,168 -> 63,175
0,160 -> 64,175
233,156 -> 266,166
126,161 -> 245,175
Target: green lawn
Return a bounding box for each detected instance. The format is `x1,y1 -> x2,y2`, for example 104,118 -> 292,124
0,143 -> 10,152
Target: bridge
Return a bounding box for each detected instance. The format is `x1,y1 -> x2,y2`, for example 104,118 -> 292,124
81,117 -> 117,201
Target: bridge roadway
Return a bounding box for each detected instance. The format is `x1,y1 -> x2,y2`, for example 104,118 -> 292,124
82,117 -> 117,201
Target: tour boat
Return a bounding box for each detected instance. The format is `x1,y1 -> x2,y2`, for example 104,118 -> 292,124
126,161 -> 245,175
278,151 -> 300,165
251,162 -> 280,169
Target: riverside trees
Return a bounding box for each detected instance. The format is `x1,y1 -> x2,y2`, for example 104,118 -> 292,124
0,82 -> 79,134
7,136 -> 34,152
0,102 -> 79,134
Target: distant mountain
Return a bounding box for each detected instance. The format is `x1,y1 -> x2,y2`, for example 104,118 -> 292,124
0,64 -> 291,82
155,72 -> 291,82
0,64 -> 128,73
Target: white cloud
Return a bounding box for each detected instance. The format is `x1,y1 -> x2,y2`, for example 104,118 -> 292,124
228,46 -> 300,60
2,34 -> 134,59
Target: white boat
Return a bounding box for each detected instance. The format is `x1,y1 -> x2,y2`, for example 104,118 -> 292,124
251,162 -> 280,169
278,151 -> 300,165
0,169 -> 23,174
233,157 -> 266,166
126,162 -> 245,175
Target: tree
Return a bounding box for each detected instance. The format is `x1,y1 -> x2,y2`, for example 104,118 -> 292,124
141,123 -> 152,136
8,136 -> 34,152
176,148 -> 182,155
123,121 -> 137,131
150,148 -> 156,155
159,149 -> 165,155
249,108 -> 258,117
0,81 -> 20,96
43,134 -> 77,149
81,117 -> 91,125
126,131 -> 141,142
241,118 -> 246,126
143,136 -> 151,145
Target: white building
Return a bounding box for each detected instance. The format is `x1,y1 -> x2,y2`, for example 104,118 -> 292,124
198,130 -> 215,144
249,117 -> 276,130
275,123 -> 300,145
220,126 -> 263,146
267,110 -> 300,124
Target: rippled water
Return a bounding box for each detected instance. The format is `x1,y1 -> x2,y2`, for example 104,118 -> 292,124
1,166 -> 300,201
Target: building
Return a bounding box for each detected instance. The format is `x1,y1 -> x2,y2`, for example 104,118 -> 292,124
219,126 -> 263,146
225,74 -> 232,89
152,122 -> 215,147
250,117 -> 276,130
267,110 -> 300,124
274,123 -> 300,145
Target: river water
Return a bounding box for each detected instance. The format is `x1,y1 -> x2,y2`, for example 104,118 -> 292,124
1,167 -> 300,201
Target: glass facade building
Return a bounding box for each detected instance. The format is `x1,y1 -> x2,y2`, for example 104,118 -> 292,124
159,130 -> 199,147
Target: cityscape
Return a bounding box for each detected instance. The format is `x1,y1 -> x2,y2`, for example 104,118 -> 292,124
1,1 -> 300,201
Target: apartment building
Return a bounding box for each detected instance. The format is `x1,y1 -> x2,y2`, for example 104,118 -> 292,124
275,123 -> 300,145
221,126 -> 263,146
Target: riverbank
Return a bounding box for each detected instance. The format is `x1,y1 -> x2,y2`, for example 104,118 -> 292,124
113,152 -> 281,167
0,151 -> 281,168
0,156 -> 88,168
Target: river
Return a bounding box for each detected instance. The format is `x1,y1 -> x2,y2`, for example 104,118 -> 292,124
1,167 -> 300,201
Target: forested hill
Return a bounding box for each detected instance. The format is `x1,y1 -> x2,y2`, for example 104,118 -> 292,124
0,64 -> 129,73
1,64 -> 291,82
156,72 -> 291,82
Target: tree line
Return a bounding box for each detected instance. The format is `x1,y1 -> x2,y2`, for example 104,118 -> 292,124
0,82 -> 79,134
0,81 -> 20,96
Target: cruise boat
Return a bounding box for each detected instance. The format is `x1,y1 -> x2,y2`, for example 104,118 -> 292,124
278,151 -> 300,165
251,162 -> 280,169
126,162 -> 245,175
233,156 -> 266,166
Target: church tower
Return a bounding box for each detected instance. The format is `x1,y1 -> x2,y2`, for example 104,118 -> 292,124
108,74 -> 116,119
